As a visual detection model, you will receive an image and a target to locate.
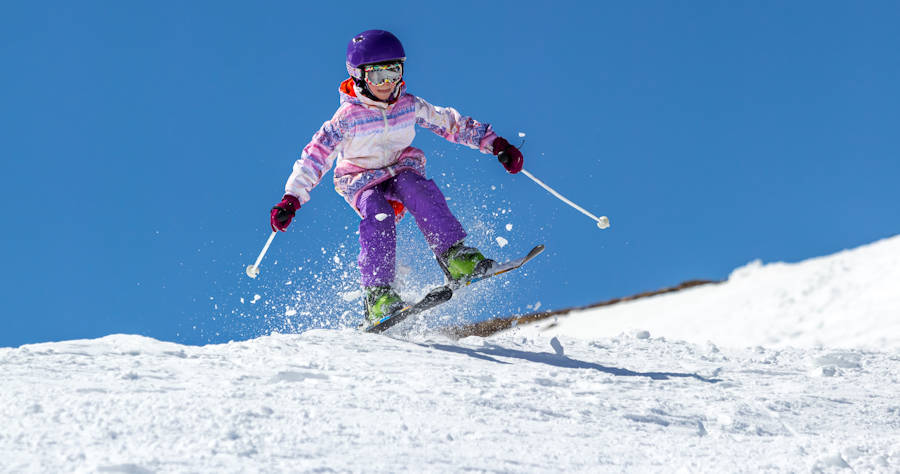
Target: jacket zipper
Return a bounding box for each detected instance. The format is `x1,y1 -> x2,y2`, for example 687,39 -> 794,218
381,109 -> 395,177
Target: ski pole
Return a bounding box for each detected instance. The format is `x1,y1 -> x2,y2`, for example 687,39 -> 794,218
519,169 -> 610,230
246,231 -> 277,278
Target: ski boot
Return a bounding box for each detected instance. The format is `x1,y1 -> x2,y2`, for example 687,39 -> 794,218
437,241 -> 495,286
364,285 -> 406,323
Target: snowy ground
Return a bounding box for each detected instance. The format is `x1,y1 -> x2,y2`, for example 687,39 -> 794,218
2,331 -> 899,472
2,236 -> 899,472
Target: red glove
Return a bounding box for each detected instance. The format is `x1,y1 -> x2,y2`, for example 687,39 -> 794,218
492,137 -> 524,174
270,195 -> 301,232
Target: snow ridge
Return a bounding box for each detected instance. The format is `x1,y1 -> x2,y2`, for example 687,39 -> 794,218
518,234 -> 900,350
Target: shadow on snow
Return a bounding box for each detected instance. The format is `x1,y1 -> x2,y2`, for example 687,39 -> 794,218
417,342 -> 720,383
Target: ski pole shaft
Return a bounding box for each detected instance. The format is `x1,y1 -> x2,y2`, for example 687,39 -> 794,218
246,231 -> 277,278
519,169 -> 610,229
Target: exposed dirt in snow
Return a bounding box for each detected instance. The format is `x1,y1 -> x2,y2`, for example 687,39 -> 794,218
449,279 -> 718,338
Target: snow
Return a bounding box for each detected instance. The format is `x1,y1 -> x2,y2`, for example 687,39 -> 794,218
2,332 -> 898,472
514,234 -> 900,351
495,236 -> 508,248
2,236 -> 899,471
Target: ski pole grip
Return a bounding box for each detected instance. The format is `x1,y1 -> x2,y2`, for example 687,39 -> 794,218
497,150 -> 511,166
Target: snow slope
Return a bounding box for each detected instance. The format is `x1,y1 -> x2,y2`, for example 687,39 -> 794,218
2,331 -> 899,472
3,236 -> 900,472
514,235 -> 900,350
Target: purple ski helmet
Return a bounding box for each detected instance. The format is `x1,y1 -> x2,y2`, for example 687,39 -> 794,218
346,30 -> 406,80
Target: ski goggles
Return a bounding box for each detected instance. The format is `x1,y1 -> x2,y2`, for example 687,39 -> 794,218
363,62 -> 403,86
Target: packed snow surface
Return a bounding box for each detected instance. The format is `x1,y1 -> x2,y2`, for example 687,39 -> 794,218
2,236 -> 899,472
517,235 -> 900,351
3,332 -> 899,472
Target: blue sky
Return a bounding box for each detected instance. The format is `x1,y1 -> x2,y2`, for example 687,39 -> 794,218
2,1 -> 898,348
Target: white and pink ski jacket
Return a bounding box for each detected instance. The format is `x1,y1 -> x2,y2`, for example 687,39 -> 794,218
284,79 -> 498,216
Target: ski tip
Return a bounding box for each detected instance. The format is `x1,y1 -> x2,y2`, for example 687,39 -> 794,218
528,244 -> 546,258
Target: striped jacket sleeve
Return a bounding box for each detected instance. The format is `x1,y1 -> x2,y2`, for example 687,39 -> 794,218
284,110 -> 345,204
413,96 -> 497,153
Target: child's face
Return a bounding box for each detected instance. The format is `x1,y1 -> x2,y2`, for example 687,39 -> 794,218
369,81 -> 397,101
363,62 -> 403,102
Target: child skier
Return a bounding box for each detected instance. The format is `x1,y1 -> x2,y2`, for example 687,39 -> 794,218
270,29 -> 524,323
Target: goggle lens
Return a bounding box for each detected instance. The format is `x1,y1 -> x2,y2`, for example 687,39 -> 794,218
364,63 -> 403,86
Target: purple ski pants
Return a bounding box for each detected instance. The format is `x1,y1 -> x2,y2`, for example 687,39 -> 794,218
357,170 -> 466,287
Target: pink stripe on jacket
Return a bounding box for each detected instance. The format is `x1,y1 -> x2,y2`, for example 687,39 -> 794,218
284,79 -> 498,216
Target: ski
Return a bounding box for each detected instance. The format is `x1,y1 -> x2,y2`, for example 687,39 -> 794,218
361,244 -> 545,334
453,244 -> 545,289
362,286 -> 453,334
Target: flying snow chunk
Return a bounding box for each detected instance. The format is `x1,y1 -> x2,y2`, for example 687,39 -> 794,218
505,223 -> 513,232
518,132 -> 526,138
550,337 -> 565,356
340,289 -> 363,302
396,263 -> 412,277
495,236 -> 509,248
251,294 -> 261,304
375,213 -> 389,221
